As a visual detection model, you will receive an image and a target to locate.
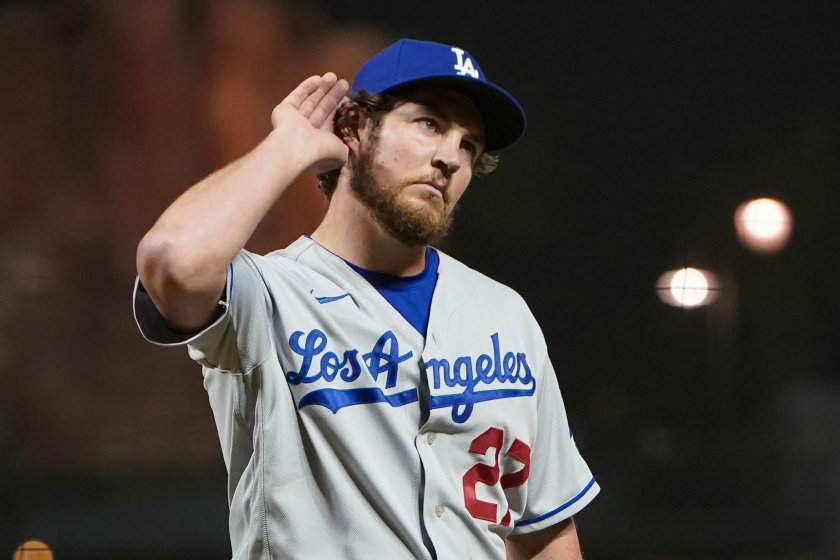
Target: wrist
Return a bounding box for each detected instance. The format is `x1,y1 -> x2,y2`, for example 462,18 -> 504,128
264,123 -> 320,172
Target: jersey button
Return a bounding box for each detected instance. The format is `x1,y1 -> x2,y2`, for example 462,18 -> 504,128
426,432 -> 437,445
434,504 -> 445,518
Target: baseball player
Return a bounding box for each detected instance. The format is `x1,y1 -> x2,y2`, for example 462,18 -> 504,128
134,39 -> 598,559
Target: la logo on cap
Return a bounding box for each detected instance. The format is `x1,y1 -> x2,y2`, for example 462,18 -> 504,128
451,48 -> 479,79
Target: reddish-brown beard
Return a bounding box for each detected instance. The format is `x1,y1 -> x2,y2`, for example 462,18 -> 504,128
349,137 -> 457,246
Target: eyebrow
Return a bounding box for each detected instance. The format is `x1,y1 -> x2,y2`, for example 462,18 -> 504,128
419,102 -> 485,147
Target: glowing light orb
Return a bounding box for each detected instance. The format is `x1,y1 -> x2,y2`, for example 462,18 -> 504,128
656,268 -> 720,308
13,540 -> 53,560
734,198 -> 793,253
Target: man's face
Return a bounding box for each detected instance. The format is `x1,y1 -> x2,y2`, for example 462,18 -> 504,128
349,87 -> 485,246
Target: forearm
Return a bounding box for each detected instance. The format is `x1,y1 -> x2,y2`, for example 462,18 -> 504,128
136,128 -> 312,330
136,72 -> 348,331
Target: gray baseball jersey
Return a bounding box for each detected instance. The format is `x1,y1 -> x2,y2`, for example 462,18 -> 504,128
133,236 -> 599,560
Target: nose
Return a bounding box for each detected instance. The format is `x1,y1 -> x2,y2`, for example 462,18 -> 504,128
431,134 -> 462,177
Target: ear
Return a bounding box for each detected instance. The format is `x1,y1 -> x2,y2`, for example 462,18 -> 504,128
336,103 -> 368,157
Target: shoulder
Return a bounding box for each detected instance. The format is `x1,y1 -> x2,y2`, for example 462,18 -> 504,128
434,249 -> 538,325
436,249 -> 528,304
239,237 -> 322,278
263,236 -> 320,262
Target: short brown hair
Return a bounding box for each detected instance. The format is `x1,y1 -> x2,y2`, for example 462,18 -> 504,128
316,89 -> 499,200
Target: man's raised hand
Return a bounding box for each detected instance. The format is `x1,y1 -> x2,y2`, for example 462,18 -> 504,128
271,73 -> 351,175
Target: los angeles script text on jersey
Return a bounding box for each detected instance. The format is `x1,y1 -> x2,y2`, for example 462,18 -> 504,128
286,328 -> 535,423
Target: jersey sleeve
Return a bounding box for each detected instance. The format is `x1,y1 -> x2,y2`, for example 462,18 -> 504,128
132,251 -> 275,374
509,355 -> 600,535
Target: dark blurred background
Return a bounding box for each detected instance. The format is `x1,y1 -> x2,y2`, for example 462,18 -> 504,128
1,1 -> 838,558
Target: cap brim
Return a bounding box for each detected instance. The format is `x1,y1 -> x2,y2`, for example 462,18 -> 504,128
384,76 -> 526,152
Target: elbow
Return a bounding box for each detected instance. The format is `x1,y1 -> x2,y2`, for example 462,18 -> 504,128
136,231 -> 227,332
136,232 -> 177,294
136,232 -> 217,297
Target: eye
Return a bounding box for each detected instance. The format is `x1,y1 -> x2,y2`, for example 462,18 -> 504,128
418,118 -> 439,132
461,141 -> 477,156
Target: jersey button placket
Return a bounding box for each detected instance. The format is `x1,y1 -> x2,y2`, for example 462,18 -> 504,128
426,432 -> 436,445
434,504 -> 445,518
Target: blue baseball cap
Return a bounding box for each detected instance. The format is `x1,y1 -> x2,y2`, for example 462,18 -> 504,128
351,39 -> 526,152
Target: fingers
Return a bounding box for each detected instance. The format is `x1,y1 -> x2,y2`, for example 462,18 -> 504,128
274,73 -> 349,130
297,72 -> 338,118
311,80 -> 349,129
279,75 -> 323,109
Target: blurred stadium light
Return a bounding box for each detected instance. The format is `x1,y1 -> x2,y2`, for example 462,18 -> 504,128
734,198 -> 793,254
656,267 -> 720,308
12,540 -> 53,560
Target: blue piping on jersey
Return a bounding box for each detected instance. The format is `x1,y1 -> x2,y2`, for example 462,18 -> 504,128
514,477 -> 597,526
228,263 -> 234,301
298,387 -> 418,413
